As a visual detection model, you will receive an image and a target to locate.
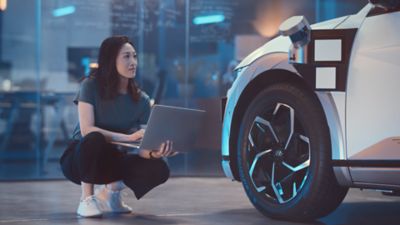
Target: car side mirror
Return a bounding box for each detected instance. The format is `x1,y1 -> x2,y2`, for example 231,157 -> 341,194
279,16 -> 311,64
279,16 -> 311,48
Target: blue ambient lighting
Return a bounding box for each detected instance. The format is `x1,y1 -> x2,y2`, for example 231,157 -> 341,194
193,14 -> 225,25
52,6 -> 76,17
81,57 -> 90,76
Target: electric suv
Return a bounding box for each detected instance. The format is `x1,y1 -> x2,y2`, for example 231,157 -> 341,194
221,0 -> 400,221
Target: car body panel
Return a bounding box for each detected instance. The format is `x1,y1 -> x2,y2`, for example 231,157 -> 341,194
335,3 -> 373,29
346,10 -> 400,185
235,36 -> 291,70
346,11 -> 400,159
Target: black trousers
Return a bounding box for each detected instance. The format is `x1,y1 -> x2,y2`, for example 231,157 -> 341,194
60,132 -> 170,199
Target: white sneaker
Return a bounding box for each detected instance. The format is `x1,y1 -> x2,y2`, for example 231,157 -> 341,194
96,187 -> 132,214
77,195 -> 103,218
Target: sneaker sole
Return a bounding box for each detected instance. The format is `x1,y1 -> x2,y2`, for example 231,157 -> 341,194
77,213 -> 103,218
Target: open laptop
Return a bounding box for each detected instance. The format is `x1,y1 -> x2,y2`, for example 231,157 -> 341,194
111,104 -> 206,153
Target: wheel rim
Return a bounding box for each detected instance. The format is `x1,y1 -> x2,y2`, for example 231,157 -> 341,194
246,103 -> 311,204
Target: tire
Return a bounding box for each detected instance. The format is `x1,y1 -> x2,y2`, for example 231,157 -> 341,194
237,83 -> 348,221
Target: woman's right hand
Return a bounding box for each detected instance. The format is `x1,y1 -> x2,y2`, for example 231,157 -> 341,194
150,140 -> 178,158
127,129 -> 145,142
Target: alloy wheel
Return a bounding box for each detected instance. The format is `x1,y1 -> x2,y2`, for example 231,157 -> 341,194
246,103 -> 311,204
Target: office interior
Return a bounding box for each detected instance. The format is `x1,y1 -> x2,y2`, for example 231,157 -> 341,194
0,0 -> 365,180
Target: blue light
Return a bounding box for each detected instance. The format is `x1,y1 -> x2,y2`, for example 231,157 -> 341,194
52,5 -> 75,17
193,14 -> 225,25
81,57 -> 90,76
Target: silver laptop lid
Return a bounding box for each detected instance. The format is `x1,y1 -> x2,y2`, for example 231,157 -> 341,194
140,105 -> 205,152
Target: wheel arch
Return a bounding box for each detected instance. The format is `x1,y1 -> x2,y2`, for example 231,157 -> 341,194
229,69 -> 326,181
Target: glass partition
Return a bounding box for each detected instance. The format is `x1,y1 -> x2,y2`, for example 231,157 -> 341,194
0,0 -> 42,179
0,0 -> 366,180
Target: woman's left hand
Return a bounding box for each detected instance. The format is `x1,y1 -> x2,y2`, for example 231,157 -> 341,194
151,140 -> 178,158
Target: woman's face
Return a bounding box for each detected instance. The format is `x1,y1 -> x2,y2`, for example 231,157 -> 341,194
116,43 -> 137,79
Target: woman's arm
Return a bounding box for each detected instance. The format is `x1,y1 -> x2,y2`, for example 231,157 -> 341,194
78,101 -> 143,142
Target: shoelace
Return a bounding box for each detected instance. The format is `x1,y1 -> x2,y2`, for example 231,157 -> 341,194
82,195 -> 97,206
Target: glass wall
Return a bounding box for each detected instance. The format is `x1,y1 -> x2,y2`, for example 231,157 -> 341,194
0,0 -> 366,180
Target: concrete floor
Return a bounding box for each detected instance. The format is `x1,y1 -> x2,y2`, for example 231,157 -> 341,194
0,178 -> 399,225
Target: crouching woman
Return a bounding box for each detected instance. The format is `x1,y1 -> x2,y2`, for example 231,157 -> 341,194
60,36 -> 175,218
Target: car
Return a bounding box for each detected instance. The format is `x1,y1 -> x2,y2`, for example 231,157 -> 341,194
221,0 -> 400,221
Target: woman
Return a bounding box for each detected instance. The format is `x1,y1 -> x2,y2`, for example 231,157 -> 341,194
60,36 -> 174,218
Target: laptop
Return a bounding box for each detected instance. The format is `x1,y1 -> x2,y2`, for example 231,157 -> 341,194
111,104 -> 206,153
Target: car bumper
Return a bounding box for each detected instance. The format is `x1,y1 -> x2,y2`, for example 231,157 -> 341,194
221,96 -> 235,180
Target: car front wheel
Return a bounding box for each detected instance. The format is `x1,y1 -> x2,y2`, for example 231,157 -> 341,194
237,83 -> 348,221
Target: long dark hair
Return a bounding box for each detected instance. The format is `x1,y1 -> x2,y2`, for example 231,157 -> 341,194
89,35 -> 141,102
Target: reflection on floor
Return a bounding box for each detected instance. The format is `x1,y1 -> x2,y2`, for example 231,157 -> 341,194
0,148 -> 224,180
0,178 -> 399,225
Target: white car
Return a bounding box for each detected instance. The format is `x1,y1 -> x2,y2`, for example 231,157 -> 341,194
221,0 -> 400,221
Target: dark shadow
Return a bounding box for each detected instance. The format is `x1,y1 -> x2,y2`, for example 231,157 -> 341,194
197,208 -> 325,225
123,214 -> 181,224
320,201 -> 400,225
17,212 -> 181,225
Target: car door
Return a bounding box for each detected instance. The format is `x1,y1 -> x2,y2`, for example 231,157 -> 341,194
346,8 -> 400,187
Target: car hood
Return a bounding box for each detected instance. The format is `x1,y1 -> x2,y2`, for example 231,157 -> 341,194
236,3 -> 372,70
